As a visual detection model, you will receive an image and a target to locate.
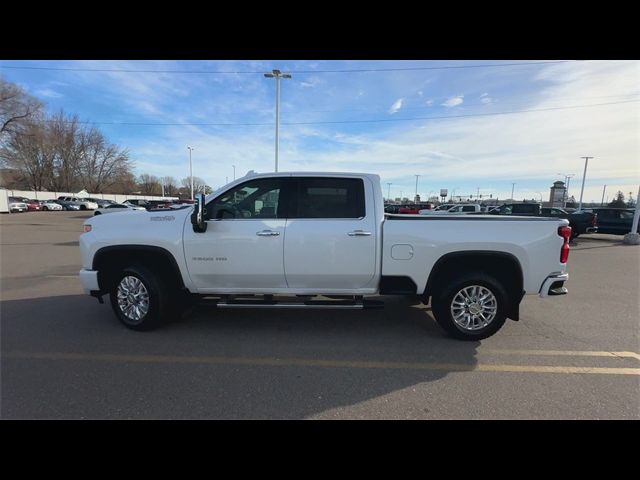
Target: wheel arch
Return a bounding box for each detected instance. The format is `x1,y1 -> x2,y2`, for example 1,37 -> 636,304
424,250 -> 525,320
93,245 -> 186,293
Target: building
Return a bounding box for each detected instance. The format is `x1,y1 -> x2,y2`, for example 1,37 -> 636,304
549,181 -> 566,207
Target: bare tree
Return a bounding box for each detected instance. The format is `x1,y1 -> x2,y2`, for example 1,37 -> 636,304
77,127 -> 131,192
161,176 -> 179,196
0,117 -> 55,191
138,173 -> 161,195
1,78 -> 43,141
181,176 -> 211,196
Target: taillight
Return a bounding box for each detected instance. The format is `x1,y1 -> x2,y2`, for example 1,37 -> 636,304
558,225 -> 571,263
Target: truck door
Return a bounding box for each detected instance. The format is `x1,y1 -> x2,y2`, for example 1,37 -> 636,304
283,176 -> 377,290
183,177 -> 289,292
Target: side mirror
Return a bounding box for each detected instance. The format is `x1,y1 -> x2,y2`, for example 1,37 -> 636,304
191,193 -> 208,233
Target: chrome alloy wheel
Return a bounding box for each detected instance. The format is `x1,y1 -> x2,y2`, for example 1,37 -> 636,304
450,285 -> 498,331
116,276 -> 150,323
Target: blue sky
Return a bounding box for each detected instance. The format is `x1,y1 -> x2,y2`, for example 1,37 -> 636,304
1,59 -> 638,202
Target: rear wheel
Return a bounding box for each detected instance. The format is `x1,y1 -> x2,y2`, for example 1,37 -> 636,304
43,206 -> 49,211
431,272 -> 508,340
109,265 -> 178,331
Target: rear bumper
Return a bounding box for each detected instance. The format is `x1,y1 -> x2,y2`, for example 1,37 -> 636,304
539,272 -> 569,298
79,269 -> 100,294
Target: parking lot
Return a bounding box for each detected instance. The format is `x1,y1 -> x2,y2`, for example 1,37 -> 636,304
1,211 -> 639,419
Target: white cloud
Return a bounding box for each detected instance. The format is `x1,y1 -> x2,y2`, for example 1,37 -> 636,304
442,95 -> 464,107
300,76 -> 322,88
425,99 -> 434,107
35,88 -> 63,98
388,98 -> 404,114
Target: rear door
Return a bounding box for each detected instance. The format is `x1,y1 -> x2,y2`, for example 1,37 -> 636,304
283,176 -> 377,290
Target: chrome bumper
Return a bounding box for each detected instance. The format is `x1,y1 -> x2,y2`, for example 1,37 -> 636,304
539,272 -> 569,298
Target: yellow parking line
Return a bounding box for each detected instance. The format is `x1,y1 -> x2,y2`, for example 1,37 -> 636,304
483,349 -> 640,361
3,351 -> 639,376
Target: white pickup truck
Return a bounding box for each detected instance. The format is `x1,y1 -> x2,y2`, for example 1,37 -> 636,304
79,172 -> 571,340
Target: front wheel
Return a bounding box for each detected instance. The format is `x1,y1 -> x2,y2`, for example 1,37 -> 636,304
109,265 -> 178,331
431,273 -> 508,340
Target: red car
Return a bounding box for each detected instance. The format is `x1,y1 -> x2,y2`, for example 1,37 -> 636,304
398,205 -> 421,214
16,197 -> 41,211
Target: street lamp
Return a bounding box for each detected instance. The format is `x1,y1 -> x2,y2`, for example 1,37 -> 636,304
511,182 -> 516,201
264,69 -> 292,173
414,175 -> 421,202
187,146 -> 195,200
578,156 -> 593,211
232,164 -> 236,181
386,182 -> 392,201
557,173 -> 575,207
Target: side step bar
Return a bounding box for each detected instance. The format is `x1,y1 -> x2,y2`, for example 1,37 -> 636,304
198,296 -> 384,310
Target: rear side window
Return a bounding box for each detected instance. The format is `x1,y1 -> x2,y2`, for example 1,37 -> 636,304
462,205 -> 476,212
291,177 -> 365,219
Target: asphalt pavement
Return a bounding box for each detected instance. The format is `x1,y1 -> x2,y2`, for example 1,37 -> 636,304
1,211 -> 638,419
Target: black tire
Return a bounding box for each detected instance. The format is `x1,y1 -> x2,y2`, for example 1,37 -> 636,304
109,264 -> 178,331
94,211 -> 101,215
80,204 -> 86,210
43,206 -> 49,211
431,272 -> 508,341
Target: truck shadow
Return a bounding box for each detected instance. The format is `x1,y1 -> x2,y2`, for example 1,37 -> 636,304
1,294 -> 479,419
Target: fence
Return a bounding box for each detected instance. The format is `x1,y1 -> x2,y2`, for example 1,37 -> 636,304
3,189 -> 178,204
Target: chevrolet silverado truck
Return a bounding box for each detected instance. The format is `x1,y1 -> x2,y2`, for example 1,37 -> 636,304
79,172 -> 571,340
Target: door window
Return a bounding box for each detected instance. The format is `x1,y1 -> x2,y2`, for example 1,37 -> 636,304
207,178 -> 283,220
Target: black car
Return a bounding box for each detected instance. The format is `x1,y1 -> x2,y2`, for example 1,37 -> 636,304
590,208 -> 638,235
489,203 -> 597,239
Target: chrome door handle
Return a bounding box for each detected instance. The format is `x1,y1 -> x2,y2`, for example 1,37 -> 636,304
347,230 -> 372,236
256,230 -> 280,236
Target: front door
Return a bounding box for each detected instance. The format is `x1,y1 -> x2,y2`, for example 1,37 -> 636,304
183,177 -> 288,292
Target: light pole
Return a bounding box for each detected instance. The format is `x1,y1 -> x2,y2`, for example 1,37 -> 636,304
557,173 -> 575,207
232,165 -> 236,181
511,183 -> 516,201
387,183 -> 392,201
414,175 -> 421,202
578,156 -> 593,211
187,146 -> 194,200
264,69 -> 292,173
601,185 -> 607,206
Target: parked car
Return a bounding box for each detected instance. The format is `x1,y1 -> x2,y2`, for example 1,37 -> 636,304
384,204 -> 401,214
57,196 -> 99,211
489,203 -> 597,239
124,199 -> 152,208
398,205 -> 421,214
589,208 -> 638,235
420,204 -> 482,215
8,197 -> 28,213
84,197 -> 116,208
80,171 -> 571,340
39,200 -> 63,211
94,204 -> 147,215
12,197 -> 41,211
